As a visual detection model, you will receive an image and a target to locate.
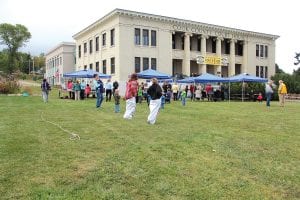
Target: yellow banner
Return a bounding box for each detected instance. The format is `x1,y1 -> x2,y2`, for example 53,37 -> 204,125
204,56 -> 221,65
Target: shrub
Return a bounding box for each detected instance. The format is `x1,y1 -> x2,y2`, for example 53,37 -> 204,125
0,80 -> 20,94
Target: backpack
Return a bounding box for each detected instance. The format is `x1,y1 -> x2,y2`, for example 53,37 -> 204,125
97,80 -> 104,93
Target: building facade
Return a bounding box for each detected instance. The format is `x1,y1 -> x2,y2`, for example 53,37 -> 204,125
73,9 -> 279,83
45,42 -> 76,86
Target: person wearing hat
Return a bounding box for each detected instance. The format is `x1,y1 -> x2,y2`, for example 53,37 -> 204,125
278,80 -> 287,107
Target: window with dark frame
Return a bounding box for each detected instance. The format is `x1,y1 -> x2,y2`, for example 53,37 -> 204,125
89,39 -> 93,54
96,36 -> 99,51
151,58 -> 156,70
102,33 -> 106,46
96,61 -> 99,72
111,57 -> 115,74
260,45 -> 264,57
265,46 -> 268,58
84,65 -> 87,70
151,30 -> 156,46
89,63 -> 93,70
110,29 -> 115,46
102,60 -> 106,74
134,28 -> 141,45
143,57 -> 149,70
135,57 -> 141,73
256,66 -> 259,77
142,29 -> 149,46
256,44 -> 259,57
260,66 -> 264,78
84,42 -> 87,53
78,45 -> 81,58
265,66 -> 268,78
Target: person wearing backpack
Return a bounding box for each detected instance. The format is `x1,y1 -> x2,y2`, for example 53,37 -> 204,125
123,73 -> 138,119
93,74 -> 104,108
41,78 -> 51,103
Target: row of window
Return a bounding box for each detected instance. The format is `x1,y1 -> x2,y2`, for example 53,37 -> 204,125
78,29 -> 115,58
172,36 -> 243,56
256,44 -> 268,58
82,57 -> 115,74
135,57 -> 157,73
256,66 -> 268,78
47,56 -> 62,68
134,28 -> 156,46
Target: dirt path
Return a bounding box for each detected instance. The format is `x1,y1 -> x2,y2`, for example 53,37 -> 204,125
18,80 -> 40,87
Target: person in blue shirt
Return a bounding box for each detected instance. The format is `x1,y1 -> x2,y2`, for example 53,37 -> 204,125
93,74 -> 104,108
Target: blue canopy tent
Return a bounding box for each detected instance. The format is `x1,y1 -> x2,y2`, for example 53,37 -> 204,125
178,73 -> 228,83
137,69 -> 171,79
63,69 -> 111,78
228,73 -> 268,101
194,73 -> 228,83
177,77 -> 196,83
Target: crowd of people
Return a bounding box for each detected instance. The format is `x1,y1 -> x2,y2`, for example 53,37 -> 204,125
41,74 -> 288,124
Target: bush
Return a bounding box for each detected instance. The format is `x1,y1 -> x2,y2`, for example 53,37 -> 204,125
0,80 -> 20,94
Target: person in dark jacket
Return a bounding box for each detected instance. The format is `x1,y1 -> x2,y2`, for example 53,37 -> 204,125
41,78 -> 51,103
147,78 -> 162,124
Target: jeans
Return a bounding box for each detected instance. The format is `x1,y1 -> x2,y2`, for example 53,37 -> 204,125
182,97 -> 186,106
96,91 -> 103,108
42,91 -> 48,102
266,92 -> 272,107
115,104 -> 120,113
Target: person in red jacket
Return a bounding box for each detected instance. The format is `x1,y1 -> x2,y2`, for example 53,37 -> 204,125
85,84 -> 91,98
257,92 -> 263,103
123,73 -> 138,119
205,84 -> 213,101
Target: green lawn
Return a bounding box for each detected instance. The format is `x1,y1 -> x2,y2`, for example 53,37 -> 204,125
0,88 -> 299,199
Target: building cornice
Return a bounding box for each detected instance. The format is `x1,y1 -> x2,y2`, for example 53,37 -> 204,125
45,42 -> 76,56
73,8 -> 280,40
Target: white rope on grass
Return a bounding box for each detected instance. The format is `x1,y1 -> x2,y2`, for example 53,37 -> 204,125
40,112 -> 80,140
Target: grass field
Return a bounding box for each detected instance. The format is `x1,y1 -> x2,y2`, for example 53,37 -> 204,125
0,87 -> 299,199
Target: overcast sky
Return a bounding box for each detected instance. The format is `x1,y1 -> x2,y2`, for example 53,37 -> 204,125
0,0 -> 298,73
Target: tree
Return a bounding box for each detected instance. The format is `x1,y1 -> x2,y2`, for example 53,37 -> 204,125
294,52 -> 300,65
0,23 -> 31,73
275,63 -> 285,73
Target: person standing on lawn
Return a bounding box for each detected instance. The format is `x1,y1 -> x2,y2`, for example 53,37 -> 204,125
147,78 -> 162,124
41,78 -> 51,103
278,80 -> 287,107
123,73 -> 138,119
265,80 -> 274,108
93,74 -> 104,108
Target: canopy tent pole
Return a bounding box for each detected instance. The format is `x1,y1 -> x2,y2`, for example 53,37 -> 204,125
242,81 -> 244,102
228,81 -> 231,102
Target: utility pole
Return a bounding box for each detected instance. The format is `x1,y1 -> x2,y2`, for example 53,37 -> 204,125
32,59 -> 35,73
